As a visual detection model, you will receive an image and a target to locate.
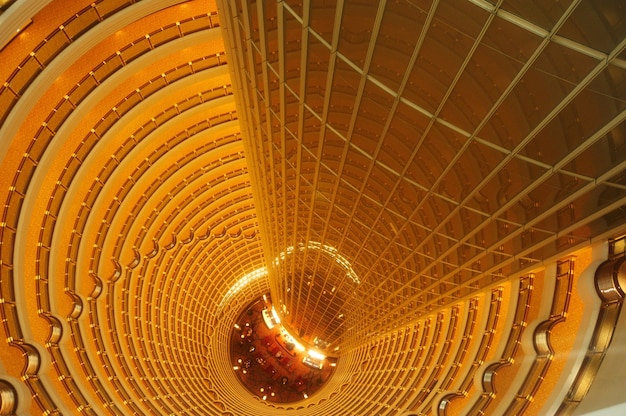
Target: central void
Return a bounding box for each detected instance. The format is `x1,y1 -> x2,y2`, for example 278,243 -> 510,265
229,295 -> 336,403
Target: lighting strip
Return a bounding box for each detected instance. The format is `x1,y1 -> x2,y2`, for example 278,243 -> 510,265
272,241 -> 361,284
219,267 -> 268,310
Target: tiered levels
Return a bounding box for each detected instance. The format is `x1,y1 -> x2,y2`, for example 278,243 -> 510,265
0,1 -> 625,415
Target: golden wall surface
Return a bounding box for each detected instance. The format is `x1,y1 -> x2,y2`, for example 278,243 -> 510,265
0,0 -> 625,415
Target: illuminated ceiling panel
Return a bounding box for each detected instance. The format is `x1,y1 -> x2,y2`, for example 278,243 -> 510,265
223,0 -> 626,351
0,0 -> 625,415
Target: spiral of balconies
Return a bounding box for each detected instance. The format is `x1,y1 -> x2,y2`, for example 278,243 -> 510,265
0,0 -> 625,415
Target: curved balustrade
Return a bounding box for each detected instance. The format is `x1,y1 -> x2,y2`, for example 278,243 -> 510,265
0,1 -> 243,414
1,0 -> 626,414
437,287 -> 503,415
501,257 -> 574,414
558,239 -> 626,414
0,3 -> 218,125
466,275 -> 534,414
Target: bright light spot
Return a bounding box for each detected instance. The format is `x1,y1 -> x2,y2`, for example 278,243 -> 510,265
271,306 -> 281,324
273,241 -> 360,284
308,349 -> 326,360
219,267 -> 268,310
262,309 -> 275,329
278,326 -> 305,351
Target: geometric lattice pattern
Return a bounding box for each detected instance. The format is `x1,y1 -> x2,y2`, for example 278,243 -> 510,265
223,0 -> 626,350
0,0 -> 625,415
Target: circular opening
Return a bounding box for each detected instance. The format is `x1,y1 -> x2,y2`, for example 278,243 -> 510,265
229,294 -> 336,403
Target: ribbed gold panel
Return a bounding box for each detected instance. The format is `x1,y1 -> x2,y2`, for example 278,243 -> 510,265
220,0 -> 626,353
0,0 -> 625,415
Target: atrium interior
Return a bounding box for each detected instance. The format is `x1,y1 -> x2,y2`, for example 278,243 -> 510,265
0,0 -> 625,415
